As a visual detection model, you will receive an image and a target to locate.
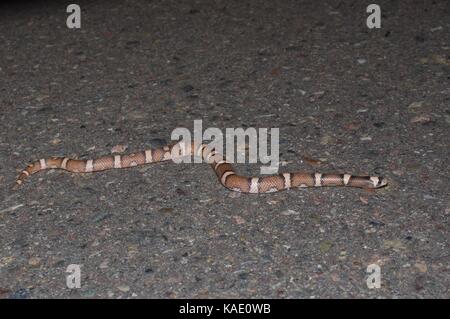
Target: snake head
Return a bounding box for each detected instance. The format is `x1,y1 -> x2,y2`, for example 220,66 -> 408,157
371,176 -> 388,188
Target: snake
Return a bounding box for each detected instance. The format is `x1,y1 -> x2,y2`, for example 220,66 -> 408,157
14,139 -> 388,192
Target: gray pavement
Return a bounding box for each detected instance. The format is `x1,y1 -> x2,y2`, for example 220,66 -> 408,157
0,0 -> 449,298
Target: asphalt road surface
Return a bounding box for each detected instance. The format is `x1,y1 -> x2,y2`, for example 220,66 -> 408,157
0,0 -> 449,298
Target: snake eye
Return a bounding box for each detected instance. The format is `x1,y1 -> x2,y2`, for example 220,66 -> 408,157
376,177 -> 388,188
